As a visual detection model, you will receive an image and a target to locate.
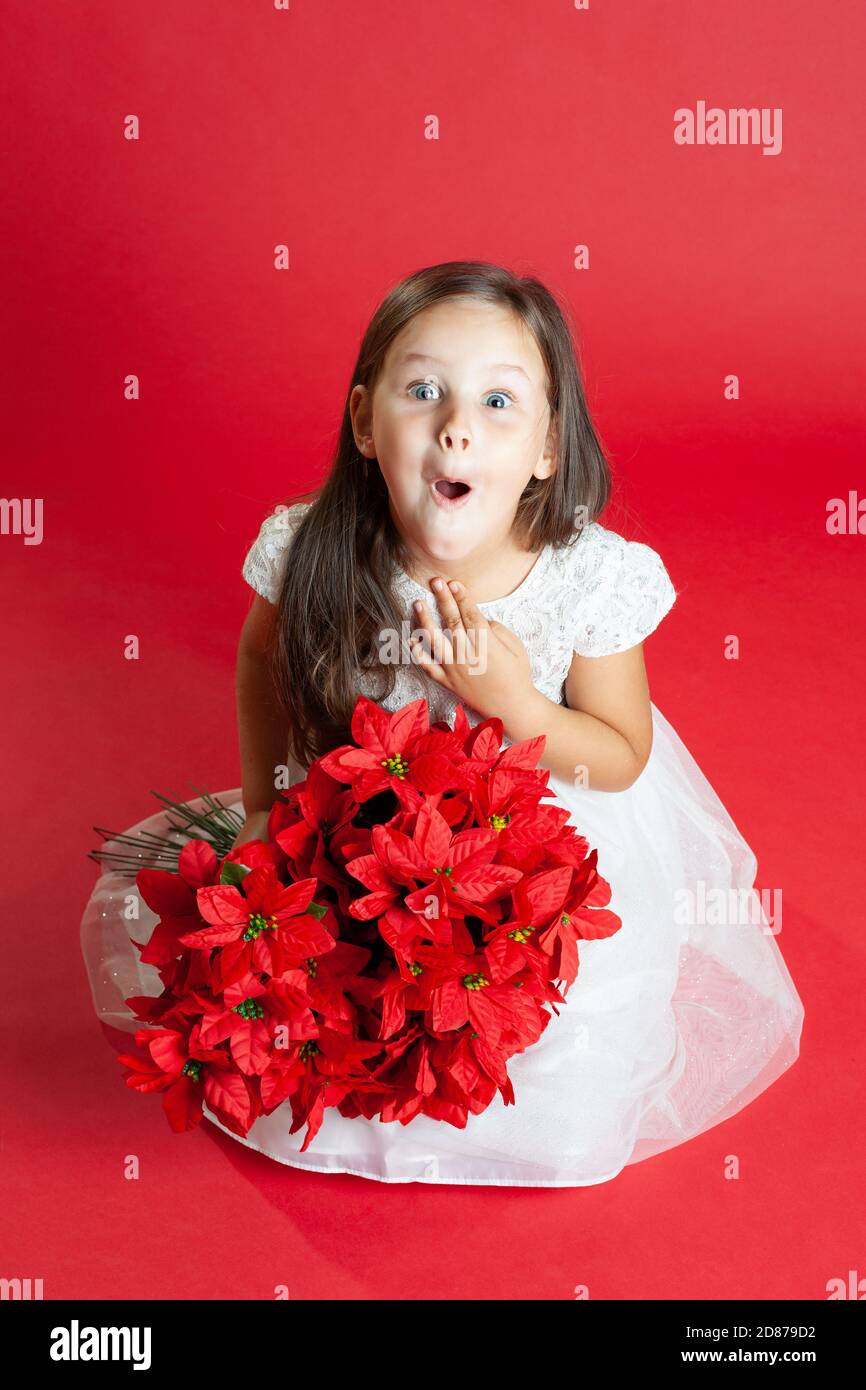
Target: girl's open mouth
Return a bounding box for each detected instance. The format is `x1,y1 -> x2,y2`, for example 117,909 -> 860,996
430,477 -> 474,509
434,478 -> 471,499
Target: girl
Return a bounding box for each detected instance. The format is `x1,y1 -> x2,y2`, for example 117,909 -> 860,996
213,261 -> 804,1186
81,261 -> 803,1187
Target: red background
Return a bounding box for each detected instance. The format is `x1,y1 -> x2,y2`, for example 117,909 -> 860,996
2,0 -> 864,1300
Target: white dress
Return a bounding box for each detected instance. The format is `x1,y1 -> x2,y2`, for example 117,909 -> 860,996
81,502 -> 804,1187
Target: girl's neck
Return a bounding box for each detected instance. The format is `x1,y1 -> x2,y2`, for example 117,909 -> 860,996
403,535 -> 543,604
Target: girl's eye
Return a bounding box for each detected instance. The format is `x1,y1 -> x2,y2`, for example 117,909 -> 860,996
408,381 -> 440,402
407,381 -> 515,409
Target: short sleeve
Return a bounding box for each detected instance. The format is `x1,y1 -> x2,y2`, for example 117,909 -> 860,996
571,526 -> 677,657
242,503 -> 308,605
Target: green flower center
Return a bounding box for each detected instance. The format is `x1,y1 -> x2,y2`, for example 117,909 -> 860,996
462,973 -> 490,991
488,812 -> 511,831
408,961 -> 423,977
304,957 -> 318,977
507,924 -> 536,943
244,911 -> 278,941
232,997 -> 264,1020
299,1041 -> 319,1061
182,1059 -> 202,1082
432,866 -> 459,889
381,754 -> 408,779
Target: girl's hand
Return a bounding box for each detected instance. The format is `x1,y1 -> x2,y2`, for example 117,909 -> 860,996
409,577 -> 534,719
231,809 -> 271,849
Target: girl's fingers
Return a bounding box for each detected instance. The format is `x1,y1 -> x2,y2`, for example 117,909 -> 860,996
416,581 -> 489,671
414,598 -> 453,665
428,578 -> 465,634
410,602 -> 446,677
412,599 -> 438,657
409,633 -> 445,680
437,580 -> 489,670
446,580 -> 489,633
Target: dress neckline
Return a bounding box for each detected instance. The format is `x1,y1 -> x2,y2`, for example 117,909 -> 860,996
395,540 -> 555,609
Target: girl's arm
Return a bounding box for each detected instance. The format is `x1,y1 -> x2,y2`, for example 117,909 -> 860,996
500,644 -> 654,792
234,594 -> 291,844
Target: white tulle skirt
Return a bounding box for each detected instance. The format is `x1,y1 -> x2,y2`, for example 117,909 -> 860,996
81,703 -> 804,1187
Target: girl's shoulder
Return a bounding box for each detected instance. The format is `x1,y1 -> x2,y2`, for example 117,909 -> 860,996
554,518 -> 674,588
550,520 -> 679,656
241,498 -> 314,604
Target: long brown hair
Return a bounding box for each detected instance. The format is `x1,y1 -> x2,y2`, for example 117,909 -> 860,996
267,260 -> 611,768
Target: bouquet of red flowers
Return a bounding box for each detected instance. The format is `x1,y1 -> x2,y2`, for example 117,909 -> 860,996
115,695 -> 622,1150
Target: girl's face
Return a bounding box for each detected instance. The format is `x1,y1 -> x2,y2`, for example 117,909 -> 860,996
350,298 -> 557,567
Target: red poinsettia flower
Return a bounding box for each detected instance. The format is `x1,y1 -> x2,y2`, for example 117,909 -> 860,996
293,938 -> 372,1029
459,718 -> 548,793
273,762 -> 372,915
124,945 -> 216,1027
503,855 -> 621,992
317,696 -> 464,810
195,969 -> 322,1075
117,1021 -> 255,1136
259,1024 -> 386,1149
370,962 -> 430,1040
222,838 -> 283,872
465,764 -> 582,872
134,838 -> 222,967
180,863 -> 335,988
346,799 -> 522,955
405,940 -> 537,1054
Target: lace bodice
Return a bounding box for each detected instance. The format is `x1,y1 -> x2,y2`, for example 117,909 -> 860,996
242,502 -> 678,748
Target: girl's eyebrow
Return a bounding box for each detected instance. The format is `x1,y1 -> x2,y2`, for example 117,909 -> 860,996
396,351 -> 531,383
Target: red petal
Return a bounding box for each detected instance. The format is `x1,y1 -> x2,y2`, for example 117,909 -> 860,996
384,699 -> 429,754
347,889 -> 397,920
195,884 -> 247,928
344,852 -> 392,892
203,1068 -> 253,1133
518,866 -> 573,918
180,924 -> 240,948
372,824 -> 429,881
147,1030 -> 188,1076
456,864 -> 523,903
178,838 -> 220,888
136,868 -> 194,917
430,978 -> 469,1032
409,753 -> 456,794
412,801 -> 452,867
230,1021 -> 273,1076
162,1074 -> 204,1132
496,735 -> 546,771
572,906 -> 622,940
273,876 -> 319,918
